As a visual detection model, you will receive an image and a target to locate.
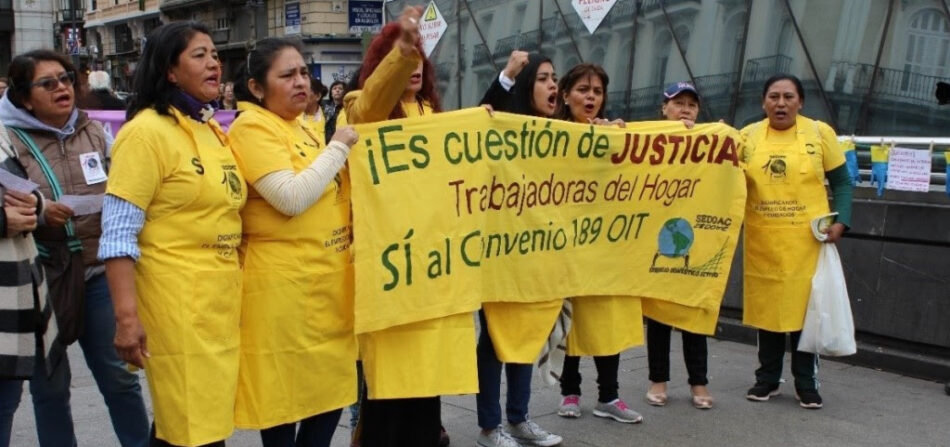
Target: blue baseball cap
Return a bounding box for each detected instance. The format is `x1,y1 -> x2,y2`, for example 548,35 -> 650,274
663,82 -> 700,101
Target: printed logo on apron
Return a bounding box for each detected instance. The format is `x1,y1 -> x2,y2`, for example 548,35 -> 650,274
762,154 -> 788,184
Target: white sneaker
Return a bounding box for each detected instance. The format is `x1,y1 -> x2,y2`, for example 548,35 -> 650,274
477,427 -> 523,447
506,420 -> 563,447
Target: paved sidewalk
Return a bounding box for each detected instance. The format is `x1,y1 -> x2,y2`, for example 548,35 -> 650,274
9,336 -> 950,446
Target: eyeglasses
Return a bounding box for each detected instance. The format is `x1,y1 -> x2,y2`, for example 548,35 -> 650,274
30,72 -> 75,92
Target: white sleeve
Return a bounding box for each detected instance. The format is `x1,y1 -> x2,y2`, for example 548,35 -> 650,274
252,140 -> 350,216
498,71 -> 516,92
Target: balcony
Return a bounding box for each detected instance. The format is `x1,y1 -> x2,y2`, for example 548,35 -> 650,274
493,30 -> 540,56
640,0 -> 701,14
472,43 -> 491,67
693,72 -> 737,99
59,8 -> 85,21
848,63 -> 946,106
743,54 -> 792,85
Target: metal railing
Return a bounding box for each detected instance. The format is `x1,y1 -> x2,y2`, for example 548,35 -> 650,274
848,63 -> 946,106
693,72 -> 737,99
841,135 -> 948,187
743,55 -> 792,85
472,43 -> 491,67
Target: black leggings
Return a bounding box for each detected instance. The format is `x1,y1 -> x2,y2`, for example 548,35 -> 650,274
559,354 -> 620,403
646,318 -> 709,386
359,396 -> 442,447
150,423 -> 224,447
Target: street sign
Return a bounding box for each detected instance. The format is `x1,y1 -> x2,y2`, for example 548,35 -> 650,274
285,2 -> 301,35
349,0 -> 383,34
572,0 -> 617,34
419,1 -> 447,57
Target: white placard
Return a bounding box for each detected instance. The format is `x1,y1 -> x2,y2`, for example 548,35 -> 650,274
886,147 -> 932,192
572,0 -> 618,34
0,168 -> 39,194
419,1 -> 447,57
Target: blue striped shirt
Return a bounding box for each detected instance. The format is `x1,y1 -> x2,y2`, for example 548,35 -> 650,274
97,194 -> 145,261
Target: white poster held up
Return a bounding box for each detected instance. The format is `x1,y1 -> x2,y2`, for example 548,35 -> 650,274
419,1 -> 447,57
886,147 -> 932,192
572,0 -> 618,34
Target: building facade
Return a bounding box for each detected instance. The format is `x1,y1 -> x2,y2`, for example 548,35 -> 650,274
2,0 -> 57,75
83,0 -> 161,91
386,0 -> 950,137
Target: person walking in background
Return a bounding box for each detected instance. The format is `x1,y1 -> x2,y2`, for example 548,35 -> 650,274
228,36 -> 360,447
78,70 -> 126,110
323,80 -> 345,141
301,77 -> 327,142
220,81 -> 236,110
0,49 -> 149,447
0,120 -> 68,447
475,50 -> 564,447
740,74 -> 853,410
642,82 -> 715,410
554,63 -> 644,425
99,21 -> 246,446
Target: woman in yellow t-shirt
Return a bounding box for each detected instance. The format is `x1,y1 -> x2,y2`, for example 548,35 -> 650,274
101,21 -> 246,447
228,37 -> 359,447
344,8 -> 475,447
741,74 -> 852,410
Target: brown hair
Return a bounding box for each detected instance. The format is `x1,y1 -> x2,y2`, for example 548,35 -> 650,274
6,49 -> 77,109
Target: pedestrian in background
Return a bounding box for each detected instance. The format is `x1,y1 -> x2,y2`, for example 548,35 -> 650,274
0,120 -> 67,447
1,49 -> 150,447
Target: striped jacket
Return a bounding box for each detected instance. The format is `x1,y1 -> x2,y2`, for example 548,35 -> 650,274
0,122 -> 63,379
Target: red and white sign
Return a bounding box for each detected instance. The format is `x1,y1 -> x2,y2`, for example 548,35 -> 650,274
572,0 -> 618,34
419,1 -> 447,57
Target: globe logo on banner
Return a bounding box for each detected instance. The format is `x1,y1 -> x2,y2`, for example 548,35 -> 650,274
656,218 -> 694,259
420,1 -> 447,57
572,0 -> 618,34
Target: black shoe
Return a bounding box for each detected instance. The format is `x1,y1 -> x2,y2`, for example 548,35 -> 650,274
439,425 -> 450,447
796,388 -> 823,409
746,382 -> 780,401
945,381 -> 949,396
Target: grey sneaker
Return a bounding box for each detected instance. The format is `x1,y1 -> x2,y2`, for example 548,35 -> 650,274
477,427 -> 523,447
506,420 -> 563,446
557,394 -> 581,418
593,399 -> 643,424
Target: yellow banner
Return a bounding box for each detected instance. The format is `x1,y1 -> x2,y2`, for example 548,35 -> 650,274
349,108 -> 747,334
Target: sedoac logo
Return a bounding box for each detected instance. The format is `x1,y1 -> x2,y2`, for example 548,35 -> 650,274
649,217 -> 729,278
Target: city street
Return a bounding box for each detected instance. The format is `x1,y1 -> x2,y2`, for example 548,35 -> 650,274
8,332 -> 949,446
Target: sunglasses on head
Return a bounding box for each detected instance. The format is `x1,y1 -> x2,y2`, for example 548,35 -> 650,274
30,71 -> 75,92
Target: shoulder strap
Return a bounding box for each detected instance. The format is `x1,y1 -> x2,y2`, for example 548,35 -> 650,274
8,127 -> 81,248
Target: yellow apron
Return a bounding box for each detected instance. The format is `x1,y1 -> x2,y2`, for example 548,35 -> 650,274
130,111 -> 245,446
483,300 -> 563,363
351,97 -> 478,399
741,117 -> 830,332
231,103 -> 357,428
567,296 -> 644,356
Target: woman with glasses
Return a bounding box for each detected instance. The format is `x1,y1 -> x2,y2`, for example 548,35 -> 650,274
99,22 -> 246,446
0,49 -> 149,447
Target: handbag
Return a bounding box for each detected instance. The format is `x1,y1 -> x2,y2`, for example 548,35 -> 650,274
9,127 -> 86,345
797,243 -> 857,357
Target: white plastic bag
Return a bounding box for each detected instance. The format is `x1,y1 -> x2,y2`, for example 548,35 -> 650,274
798,243 -> 857,356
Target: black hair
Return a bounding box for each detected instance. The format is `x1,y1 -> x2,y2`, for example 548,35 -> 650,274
762,73 -> 804,101
233,37 -> 303,105
343,68 -> 360,95
126,21 -> 211,121
507,53 -> 554,117
309,78 -> 327,98
6,49 -> 77,109
555,63 -> 609,121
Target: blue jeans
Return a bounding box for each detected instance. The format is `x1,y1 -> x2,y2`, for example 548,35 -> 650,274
475,311 -> 532,430
0,339 -> 73,447
75,273 -> 149,447
0,273 -> 150,447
